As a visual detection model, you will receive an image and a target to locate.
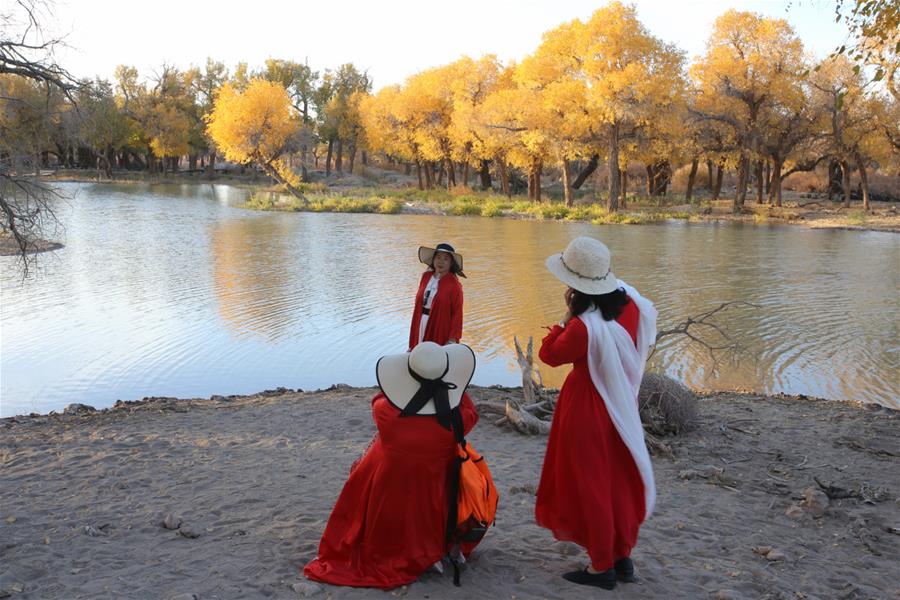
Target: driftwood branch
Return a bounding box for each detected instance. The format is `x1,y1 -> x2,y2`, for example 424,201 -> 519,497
652,301 -> 760,374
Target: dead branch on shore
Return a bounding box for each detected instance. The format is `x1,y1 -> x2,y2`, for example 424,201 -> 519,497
652,300 -> 760,376
499,338 -> 697,455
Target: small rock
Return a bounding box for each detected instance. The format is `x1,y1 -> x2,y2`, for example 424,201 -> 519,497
260,387 -> 291,397
162,513 -> 182,530
802,487 -> 829,518
751,545 -> 773,556
63,403 -> 96,415
291,581 -> 323,596
765,549 -> 787,561
82,525 -> 103,537
168,595 -> 199,600
713,590 -> 743,600
679,469 -> 698,480
210,395 -> 225,402
43,536 -> 50,545
4,516 -> 16,524
178,526 -> 200,539
785,504 -> 805,520
10,584 -> 24,593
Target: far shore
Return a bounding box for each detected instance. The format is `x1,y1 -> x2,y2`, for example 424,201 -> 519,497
42,170 -> 900,234
1,385 -> 897,599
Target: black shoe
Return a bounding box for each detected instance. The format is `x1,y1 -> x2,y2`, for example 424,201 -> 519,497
562,567 -> 617,590
614,557 -> 636,583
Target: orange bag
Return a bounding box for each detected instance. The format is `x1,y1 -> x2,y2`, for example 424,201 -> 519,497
453,441 -> 499,543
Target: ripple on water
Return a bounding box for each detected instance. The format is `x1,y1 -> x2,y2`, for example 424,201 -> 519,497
2,182 -> 898,414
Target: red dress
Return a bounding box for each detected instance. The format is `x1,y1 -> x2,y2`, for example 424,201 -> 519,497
535,300 -> 646,572
408,271 -> 463,350
304,392 -> 479,589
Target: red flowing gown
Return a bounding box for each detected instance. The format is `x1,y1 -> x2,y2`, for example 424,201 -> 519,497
303,391 -> 479,589
408,271 -> 463,350
535,300 -> 647,572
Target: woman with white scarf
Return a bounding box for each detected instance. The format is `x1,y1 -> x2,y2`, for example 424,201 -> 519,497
535,236 -> 658,591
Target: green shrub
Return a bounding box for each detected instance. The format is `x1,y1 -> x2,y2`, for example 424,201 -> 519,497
480,201 -> 503,217
378,198 -> 403,214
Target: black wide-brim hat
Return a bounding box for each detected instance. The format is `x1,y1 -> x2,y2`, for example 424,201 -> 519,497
418,243 -> 465,277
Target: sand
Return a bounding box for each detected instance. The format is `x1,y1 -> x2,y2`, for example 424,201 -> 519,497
1,386 -> 897,600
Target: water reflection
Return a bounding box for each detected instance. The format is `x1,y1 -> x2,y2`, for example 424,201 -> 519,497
1,182 -> 897,416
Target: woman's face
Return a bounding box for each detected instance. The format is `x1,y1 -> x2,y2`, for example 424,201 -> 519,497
433,251 -> 452,275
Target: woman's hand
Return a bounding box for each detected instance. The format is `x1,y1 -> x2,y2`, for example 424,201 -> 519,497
560,288 -> 575,327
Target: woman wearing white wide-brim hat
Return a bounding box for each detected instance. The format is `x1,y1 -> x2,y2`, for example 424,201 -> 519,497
535,236 -> 659,591
408,243 -> 466,351
305,342 -> 483,589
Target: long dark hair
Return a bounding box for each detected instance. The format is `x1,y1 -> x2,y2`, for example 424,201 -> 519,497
570,287 -> 629,321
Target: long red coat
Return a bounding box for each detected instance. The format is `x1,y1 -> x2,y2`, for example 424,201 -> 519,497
408,271 -> 463,350
304,392 -> 479,589
535,299 -> 646,572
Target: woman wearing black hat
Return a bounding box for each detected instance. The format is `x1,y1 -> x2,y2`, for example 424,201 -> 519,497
408,243 -> 466,350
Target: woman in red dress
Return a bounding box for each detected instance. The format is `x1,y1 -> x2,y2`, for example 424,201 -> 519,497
409,243 -> 465,350
536,236 -> 658,590
304,342 -> 480,589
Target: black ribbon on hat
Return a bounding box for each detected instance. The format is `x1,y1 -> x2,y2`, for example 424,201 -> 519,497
400,354 -> 457,430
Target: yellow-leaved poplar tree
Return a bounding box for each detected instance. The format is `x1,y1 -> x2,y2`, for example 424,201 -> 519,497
206,79 -> 304,199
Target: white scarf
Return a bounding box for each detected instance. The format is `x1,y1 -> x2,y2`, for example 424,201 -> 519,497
579,280 -> 658,518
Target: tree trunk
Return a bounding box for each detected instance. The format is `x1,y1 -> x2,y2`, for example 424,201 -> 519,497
645,164 -> 654,196
771,158 -> 784,207
713,163 -> 724,200
755,160 -> 764,203
335,138 -> 343,174
734,155 -> 749,212
827,160 -> 843,198
479,159 -> 491,191
446,157 -> 456,189
415,160 -> 424,190
685,158 -> 699,202
535,159 -> 543,202
562,159 -> 573,207
572,154 -> 599,189
840,160 -> 852,207
706,159 -> 714,189
424,161 -> 434,189
325,138 -> 334,176
499,160 -> 510,197
103,149 -> 113,180
362,150 -> 368,166
620,168 -> 628,208
528,165 -> 535,201
607,123 -> 620,211
854,153 -> 869,210
259,156 -> 307,204
348,143 -> 357,174
764,160 -> 771,195
462,161 -> 470,187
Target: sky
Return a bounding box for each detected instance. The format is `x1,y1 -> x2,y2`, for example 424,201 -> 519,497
40,0 -> 851,88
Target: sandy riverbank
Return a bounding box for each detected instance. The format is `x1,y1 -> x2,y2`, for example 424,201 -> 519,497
1,386 -> 897,599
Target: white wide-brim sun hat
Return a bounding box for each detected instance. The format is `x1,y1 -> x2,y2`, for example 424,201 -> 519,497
376,341 -> 475,414
545,236 -> 619,295
418,243 -> 465,276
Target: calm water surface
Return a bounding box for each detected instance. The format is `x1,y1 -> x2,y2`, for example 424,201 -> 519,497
1,182 -> 897,416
